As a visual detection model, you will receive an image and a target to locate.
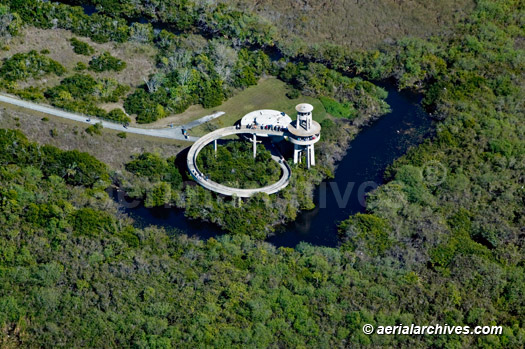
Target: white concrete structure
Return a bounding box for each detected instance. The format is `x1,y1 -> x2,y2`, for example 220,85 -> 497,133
240,109 -> 292,137
187,126 -> 291,197
187,103 -> 321,197
0,91 -> 321,197
287,103 -> 321,169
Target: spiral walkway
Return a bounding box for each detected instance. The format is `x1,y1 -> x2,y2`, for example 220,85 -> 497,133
187,126 -> 291,197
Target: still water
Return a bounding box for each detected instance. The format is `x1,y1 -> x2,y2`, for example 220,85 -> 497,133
113,84 -> 434,247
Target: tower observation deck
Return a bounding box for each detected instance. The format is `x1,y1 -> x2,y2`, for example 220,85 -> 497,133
287,103 -> 321,168
187,103 -> 321,197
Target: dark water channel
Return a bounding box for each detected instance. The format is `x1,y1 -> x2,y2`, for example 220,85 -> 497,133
112,84 -> 434,248
54,1 -> 435,246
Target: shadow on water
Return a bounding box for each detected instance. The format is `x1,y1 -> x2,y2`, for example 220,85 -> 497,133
113,83 -> 434,247
111,188 -> 226,241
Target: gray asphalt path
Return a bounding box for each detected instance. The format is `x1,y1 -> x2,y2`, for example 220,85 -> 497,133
180,111 -> 225,130
0,93 -> 202,142
0,93 -> 291,197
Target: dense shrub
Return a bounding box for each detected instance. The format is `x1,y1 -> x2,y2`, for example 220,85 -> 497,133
286,88 -> 300,99
89,52 -> 126,72
124,45 -> 271,123
125,152 -> 182,189
85,122 -> 103,136
1,1 -> 524,348
123,89 -> 168,124
0,129 -> 108,186
69,37 -> 94,55
339,213 -> 392,256
104,109 -> 130,124
129,22 -> 153,43
196,141 -> 281,189
0,4 -> 22,41
6,0 -> 130,43
12,87 -> 45,102
41,145 -> 109,186
95,78 -> 130,103
74,61 -> 88,71
46,74 -> 98,100
44,74 -> 128,117
279,62 -> 390,117
72,208 -> 116,237
0,50 -> 66,81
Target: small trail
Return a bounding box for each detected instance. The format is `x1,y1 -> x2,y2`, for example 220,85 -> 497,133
0,93 -> 206,142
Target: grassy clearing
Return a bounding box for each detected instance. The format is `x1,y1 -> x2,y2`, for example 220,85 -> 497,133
0,103 -> 189,170
0,27 -> 157,102
1,28 -> 326,129
230,0 -> 474,49
188,77 -> 329,137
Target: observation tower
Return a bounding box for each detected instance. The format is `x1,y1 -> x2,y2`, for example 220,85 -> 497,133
287,103 -> 321,169
186,102 -> 322,198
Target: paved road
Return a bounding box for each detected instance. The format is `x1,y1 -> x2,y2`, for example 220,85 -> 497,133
0,93 -> 200,142
0,93 -> 292,197
180,111 -> 225,130
187,126 -> 291,197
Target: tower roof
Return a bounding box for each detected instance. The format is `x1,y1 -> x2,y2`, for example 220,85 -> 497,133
295,103 -> 314,113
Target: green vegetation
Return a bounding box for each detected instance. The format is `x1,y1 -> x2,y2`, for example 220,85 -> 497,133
197,141 -> 281,189
319,96 -> 356,119
1,153 -> 523,347
85,122 -> 103,136
69,37 -> 94,55
124,45 -> 273,123
0,0 -> 523,347
105,109 -> 130,124
89,51 -> 126,72
0,50 -> 65,81
126,153 -> 182,187
1,0 -> 389,127
189,78 -> 328,137
279,62 -> 390,118
0,128 -> 109,186
125,152 -> 182,189
121,117 -> 347,237
74,61 -> 88,71
6,0 -> 130,43
44,74 -> 129,119
334,1 -> 525,347
339,213 -> 392,256
123,152 -> 183,208
11,86 -> 46,102
0,4 -> 21,42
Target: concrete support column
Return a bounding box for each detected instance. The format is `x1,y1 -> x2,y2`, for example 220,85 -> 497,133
214,139 -> 217,156
311,144 -> 315,166
252,134 -> 257,159
306,146 -> 311,169
293,144 -> 300,164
